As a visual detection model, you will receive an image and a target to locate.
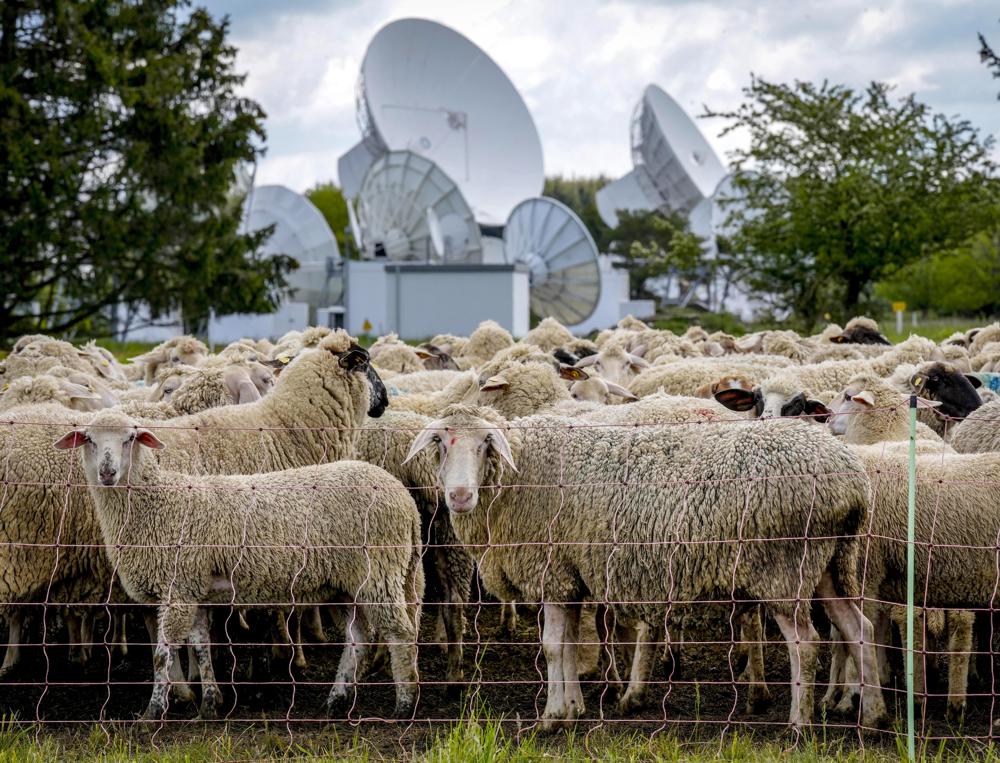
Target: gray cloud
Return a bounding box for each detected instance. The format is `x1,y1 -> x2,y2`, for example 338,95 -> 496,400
202,0 -> 1000,191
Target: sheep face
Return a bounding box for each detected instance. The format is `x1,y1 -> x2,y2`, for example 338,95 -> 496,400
54,415 -> 164,487
574,346 -> 648,387
404,417 -> 516,514
909,362 -> 983,421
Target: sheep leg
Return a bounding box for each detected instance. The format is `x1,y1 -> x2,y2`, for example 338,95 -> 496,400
562,603 -> 585,722
874,608 -> 891,687
617,622 -> 654,714
817,572 -> 887,728
738,607 -> 771,712
79,609 -> 95,665
143,604 -> 198,721
143,608 -> 194,704
946,610 -> 974,725
303,606 -> 326,642
819,625 -> 847,711
591,604 -> 622,692
773,610 -> 818,729
327,609 -> 369,717
0,610 -> 25,678
65,611 -> 83,664
540,602 -> 569,731
371,603 -> 420,719
189,608 -> 222,720
500,600 -> 519,636
293,611 -> 307,669
111,613 -> 128,658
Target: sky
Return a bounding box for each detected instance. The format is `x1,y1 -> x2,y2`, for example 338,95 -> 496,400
201,0 -> 1000,194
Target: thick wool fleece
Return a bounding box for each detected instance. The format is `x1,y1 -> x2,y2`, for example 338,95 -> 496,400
950,399 -> 1000,454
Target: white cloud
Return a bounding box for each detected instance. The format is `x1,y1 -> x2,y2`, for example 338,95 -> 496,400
207,0 -> 1000,193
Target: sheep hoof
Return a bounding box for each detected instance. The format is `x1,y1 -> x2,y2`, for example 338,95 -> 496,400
326,693 -> 349,719
615,690 -> 648,715
946,702 -> 966,727
199,688 -> 223,720
444,681 -> 464,702
173,683 -> 196,704
393,696 -> 415,719
745,684 -> 773,714
139,703 -> 166,722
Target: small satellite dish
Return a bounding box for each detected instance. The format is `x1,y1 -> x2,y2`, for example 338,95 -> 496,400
426,207 -> 445,259
338,141 -> 381,200
631,85 -> 726,214
346,198 -> 363,253
503,197 -> 601,325
243,185 -> 344,307
594,166 -> 661,228
356,150 -> 482,262
357,18 -> 543,224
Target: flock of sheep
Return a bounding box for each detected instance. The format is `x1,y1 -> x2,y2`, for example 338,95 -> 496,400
1,314 -> 1000,733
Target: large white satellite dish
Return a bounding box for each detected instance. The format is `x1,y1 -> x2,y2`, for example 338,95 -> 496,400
631,85 -> 726,215
357,18 -> 543,225
243,185 -> 343,307
356,150 -> 482,263
346,198 -> 363,253
503,197 -> 601,325
338,141 -> 381,200
594,166 -> 661,228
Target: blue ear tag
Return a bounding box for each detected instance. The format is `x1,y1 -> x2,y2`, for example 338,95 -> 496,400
977,373 -> 1000,392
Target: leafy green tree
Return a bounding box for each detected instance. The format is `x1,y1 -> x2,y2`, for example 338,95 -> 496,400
607,210 -> 704,301
0,0 -> 292,342
306,182 -> 350,255
705,77 -> 998,328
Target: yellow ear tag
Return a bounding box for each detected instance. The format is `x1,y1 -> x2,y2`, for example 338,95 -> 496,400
278,355 -> 291,364
1,384 -> 8,392
102,360 -> 109,366
913,376 -> 923,386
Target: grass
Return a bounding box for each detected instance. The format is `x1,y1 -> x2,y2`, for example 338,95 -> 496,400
0,711 -> 998,763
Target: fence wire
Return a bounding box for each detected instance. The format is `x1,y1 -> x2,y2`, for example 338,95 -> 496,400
0,405 -> 995,757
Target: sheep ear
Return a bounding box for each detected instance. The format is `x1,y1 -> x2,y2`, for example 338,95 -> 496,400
414,350 -> 434,360
605,382 -> 638,401
965,374 -> 983,389
574,355 -> 599,368
338,348 -> 369,370
479,375 -> 509,392
830,334 -> 847,344
558,365 -> 588,381
403,426 -> 441,465
714,388 -> 757,412
630,344 -> 647,358
135,429 -> 165,450
262,356 -> 292,369
486,429 -> 517,472
53,430 -> 88,450
704,342 -> 725,357
850,391 -> 876,408
906,395 -> 942,409
910,373 -> 925,390
804,400 -> 832,422
627,354 -> 650,370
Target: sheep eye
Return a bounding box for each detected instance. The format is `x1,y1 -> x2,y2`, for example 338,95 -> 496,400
431,434 -> 441,444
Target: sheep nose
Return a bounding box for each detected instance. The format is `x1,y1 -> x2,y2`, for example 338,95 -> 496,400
448,487 -> 473,505
99,468 -> 117,486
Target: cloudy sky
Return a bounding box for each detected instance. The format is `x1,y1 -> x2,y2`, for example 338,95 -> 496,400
202,0 -> 1000,193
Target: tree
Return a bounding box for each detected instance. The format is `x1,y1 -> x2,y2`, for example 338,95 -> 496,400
606,210 -> 704,301
981,29 -> 1000,96
705,77 -> 999,328
306,182 -> 349,255
0,1 -> 293,342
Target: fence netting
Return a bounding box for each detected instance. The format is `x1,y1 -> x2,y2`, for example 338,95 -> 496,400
0,405 -> 996,754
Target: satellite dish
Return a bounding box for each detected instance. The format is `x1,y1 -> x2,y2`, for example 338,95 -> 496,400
243,185 -> 344,307
503,197 -> 601,325
346,198 -> 363,253
356,150 -> 482,263
338,141 -> 381,200
357,18 -> 543,225
426,207 -> 445,259
631,85 -> 726,214
594,166 -> 661,228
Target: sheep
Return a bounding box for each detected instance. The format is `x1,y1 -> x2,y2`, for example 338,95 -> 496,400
714,336 -> 939,419
56,410 -> 423,720
370,334 -> 425,374
573,343 -> 649,387
969,322 -> 1000,358
822,373 -> 972,720
388,370 -> 465,396
414,343 -> 460,371
629,356 -> 796,399
887,362 -> 983,439
457,320 -> 514,364
568,375 -> 638,405
830,316 -> 890,346
0,331 -> 388,678
523,317 -> 576,352
950,399 -> 1000,454
129,336 -> 209,385
428,333 -> 468,357
404,404 -> 887,730
355,408 -> 474,696
0,374 -> 106,413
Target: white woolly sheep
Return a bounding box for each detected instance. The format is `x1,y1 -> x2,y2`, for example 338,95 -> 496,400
950,399 -> 1000,454
57,410 -> 423,720
523,317 -> 576,352
405,405 -> 887,730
